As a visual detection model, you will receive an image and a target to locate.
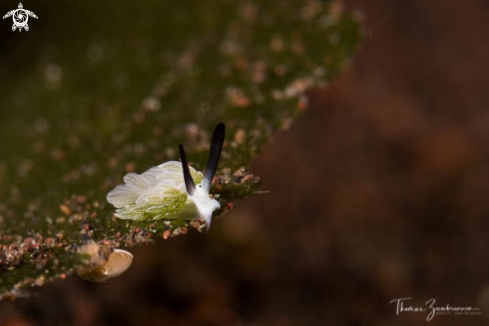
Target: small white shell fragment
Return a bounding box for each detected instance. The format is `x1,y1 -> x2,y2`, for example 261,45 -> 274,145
77,242 -> 133,283
99,249 -> 133,281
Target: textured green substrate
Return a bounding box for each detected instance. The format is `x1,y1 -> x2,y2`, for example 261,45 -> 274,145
0,0 -> 360,298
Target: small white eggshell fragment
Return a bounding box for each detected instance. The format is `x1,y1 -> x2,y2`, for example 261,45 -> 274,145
77,244 -> 133,283
101,249 -> 133,280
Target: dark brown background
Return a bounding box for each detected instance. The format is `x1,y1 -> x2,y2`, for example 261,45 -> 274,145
1,0 -> 489,325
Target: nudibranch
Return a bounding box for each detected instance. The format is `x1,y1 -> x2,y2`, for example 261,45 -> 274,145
107,123 -> 225,230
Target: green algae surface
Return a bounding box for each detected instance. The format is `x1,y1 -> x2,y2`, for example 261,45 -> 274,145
0,0 -> 360,299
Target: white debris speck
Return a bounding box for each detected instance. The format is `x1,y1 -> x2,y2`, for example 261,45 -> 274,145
142,96 -> 161,112
34,118 -> 49,133
44,63 -> 63,89
87,43 -> 105,63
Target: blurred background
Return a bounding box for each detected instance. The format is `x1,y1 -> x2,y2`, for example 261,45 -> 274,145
1,0 -> 489,325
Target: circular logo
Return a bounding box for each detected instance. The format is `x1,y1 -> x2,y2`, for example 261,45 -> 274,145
13,9 -> 28,28
3,3 -> 38,32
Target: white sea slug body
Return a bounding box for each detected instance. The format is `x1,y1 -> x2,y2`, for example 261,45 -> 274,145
107,123 -> 226,230
107,161 -> 203,221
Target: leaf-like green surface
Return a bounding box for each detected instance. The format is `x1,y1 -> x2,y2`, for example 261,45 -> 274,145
0,0 -> 360,298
